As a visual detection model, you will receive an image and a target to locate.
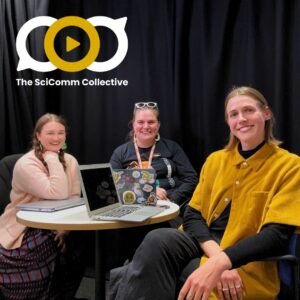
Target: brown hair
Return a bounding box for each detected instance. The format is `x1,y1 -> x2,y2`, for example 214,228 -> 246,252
128,105 -> 160,140
32,113 -> 67,170
224,86 -> 282,150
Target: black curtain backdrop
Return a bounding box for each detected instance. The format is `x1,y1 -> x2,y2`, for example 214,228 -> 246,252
1,0 -> 300,171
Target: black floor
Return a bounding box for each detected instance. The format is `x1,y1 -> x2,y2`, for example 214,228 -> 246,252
75,276 -> 95,300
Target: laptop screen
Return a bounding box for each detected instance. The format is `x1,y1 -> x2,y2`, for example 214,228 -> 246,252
80,164 -> 119,211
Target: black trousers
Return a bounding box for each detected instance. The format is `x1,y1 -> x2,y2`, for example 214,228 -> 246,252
109,228 -> 202,300
105,220 -> 180,270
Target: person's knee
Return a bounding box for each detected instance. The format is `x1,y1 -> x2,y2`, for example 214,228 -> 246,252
143,228 -> 179,249
133,228 -> 179,269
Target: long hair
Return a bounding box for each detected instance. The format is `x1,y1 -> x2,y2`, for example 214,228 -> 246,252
32,113 -> 67,170
224,86 -> 282,150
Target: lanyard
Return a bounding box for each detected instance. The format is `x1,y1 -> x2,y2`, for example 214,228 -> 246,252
134,136 -> 156,169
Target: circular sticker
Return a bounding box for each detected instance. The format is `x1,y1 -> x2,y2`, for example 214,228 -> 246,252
132,170 -> 140,178
123,191 -> 136,204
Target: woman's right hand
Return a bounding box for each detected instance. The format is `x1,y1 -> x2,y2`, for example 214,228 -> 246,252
54,230 -> 69,253
156,186 -> 169,200
217,269 -> 244,300
178,252 -> 232,300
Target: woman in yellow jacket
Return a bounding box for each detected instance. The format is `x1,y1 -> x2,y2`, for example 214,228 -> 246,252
110,86 -> 300,300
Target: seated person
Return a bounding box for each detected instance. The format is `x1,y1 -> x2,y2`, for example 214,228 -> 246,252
110,101 -> 198,206
0,113 -> 86,300
107,101 -> 198,267
109,86 -> 300,300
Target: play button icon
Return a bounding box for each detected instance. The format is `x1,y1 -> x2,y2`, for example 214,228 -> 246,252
66,36 -> 80,52
44,16 -> 100,72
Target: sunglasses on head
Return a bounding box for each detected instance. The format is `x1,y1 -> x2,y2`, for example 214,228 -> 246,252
134,102 -> 158,109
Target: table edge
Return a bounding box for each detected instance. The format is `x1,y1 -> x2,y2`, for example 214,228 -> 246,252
16,209 -> 179,231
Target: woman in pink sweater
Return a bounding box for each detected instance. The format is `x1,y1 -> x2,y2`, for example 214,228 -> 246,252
0,113 -> 84,300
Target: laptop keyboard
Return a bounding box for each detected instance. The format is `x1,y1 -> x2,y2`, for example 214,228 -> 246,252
95,206 -> 141,219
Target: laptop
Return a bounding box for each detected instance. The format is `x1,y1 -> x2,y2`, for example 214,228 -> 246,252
113,168 -> 157,206
16,197 -> 85,212
79,163 -> 164,222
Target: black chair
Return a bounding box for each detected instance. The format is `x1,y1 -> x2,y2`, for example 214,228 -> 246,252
274,233 -> 300,300
0,154 -> 23,214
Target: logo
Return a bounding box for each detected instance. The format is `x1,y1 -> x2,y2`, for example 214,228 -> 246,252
16,16 -> 128,72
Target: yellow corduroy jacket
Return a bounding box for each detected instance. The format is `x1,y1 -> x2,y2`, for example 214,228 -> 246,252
188,143 -> 300,299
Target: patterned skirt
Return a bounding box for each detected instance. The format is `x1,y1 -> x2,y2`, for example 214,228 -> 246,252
0,228 -> 84,300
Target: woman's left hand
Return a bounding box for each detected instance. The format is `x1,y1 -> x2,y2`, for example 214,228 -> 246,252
54,230 -> 69,253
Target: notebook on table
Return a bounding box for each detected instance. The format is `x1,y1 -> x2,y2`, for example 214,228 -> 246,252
113,168 -> 157,206
79,163 -> 164,222
16,197 -> 85,212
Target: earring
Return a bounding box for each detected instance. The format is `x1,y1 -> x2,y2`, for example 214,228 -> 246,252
61,143 -> 67,151
155,133 -> 160,142
39,142 -> 43,151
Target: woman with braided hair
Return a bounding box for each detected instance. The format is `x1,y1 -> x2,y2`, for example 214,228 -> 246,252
0,113 -> 85,300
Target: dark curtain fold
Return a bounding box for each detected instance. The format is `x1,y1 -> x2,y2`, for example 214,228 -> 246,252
1,0 -> 49,155
1,0 -> 300,170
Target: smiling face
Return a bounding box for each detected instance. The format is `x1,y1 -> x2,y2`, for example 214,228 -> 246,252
226,95 -> 271,150
36,121 -> 66,153
133,108 -> 160,148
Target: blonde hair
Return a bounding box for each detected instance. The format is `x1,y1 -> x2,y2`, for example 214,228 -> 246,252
32,113 -> 67,170
224,86 -> 282,150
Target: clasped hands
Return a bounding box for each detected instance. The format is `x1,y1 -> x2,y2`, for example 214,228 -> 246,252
178,252 -> 244,300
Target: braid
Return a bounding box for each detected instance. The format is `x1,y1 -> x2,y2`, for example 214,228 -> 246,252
59,149 -> 67,170
33,140 -> 48,172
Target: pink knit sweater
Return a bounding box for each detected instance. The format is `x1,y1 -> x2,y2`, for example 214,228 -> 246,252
0,150 -> 80,249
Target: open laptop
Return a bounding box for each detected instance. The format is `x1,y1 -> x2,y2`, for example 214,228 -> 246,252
113,168 -> 157,206
16,197 -> 85,212
79,163 -> 164,222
